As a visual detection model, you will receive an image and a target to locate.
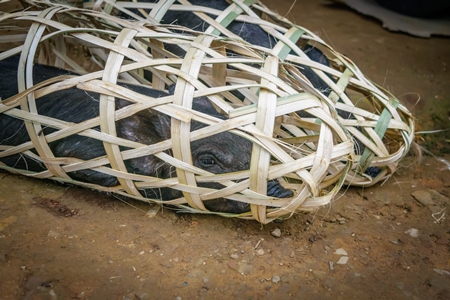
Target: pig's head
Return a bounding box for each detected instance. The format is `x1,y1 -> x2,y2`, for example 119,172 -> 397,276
189,132 -> 294,213
169,95 -> 293,213
117,87 -> 293,213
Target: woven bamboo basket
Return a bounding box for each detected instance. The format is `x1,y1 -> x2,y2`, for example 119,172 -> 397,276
83,0 -> 415,187
0,1 -> 356,223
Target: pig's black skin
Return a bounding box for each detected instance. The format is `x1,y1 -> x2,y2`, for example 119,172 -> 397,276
0,56 -> 293,213
128,0 -> 331,93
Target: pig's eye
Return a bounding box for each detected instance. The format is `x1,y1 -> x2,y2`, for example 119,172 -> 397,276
199,155 -> 216,167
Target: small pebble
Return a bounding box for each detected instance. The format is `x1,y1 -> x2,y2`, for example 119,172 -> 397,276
336,217 -> 346,224
136,293 -> 149,300
404,228 -> 419,238
334,248 -> 348,256
272,275 -> 281,283
336,256 -> 349,265
271,228 -> 281,238
411,190 -> 434,206
230,253 -> 239,259
329,261 -> 334,271
256,249 -> 265,256
47,230 -> 60,238
433,269 -> 450,276
389,239 -> 402,245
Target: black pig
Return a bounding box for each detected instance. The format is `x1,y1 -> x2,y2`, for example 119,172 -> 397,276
0,56 -> 293,213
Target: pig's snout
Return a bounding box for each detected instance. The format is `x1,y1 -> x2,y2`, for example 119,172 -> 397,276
267,180 -> 293,198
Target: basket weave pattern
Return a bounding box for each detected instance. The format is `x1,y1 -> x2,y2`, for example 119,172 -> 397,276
0,0 -> 414,222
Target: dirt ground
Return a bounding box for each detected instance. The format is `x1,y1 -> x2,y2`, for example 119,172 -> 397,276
1,0 -> 449,299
